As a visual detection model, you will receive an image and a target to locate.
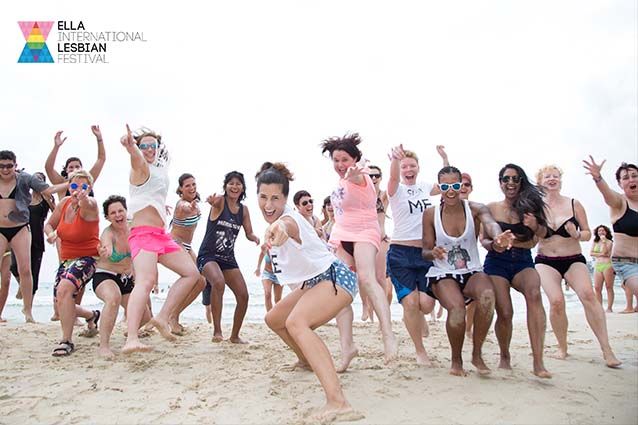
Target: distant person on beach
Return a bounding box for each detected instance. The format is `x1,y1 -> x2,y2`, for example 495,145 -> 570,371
255,246 -> 283,312
423,165 -> 512,375
197,171 -> 260,343
583,158 -> 638,301
257,162 -> 359,422
481,163 -> 551,378
590,225 -> 615,312
321,196 -> 335,240
293,190 -> 325,239
321,134 -> 397,371
0,151 -> 62,323
44,170 -> 101,356
385,144 -> 447,364
169,173 -> 206,333
535,165 -> 620,368
119,125 -> 199,353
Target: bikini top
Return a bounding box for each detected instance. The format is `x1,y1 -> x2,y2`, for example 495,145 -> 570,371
592,243 -> 602,253
376,196 -> 385,214
613,201 -> 638,237
497,221 -> 534,242
545,199 -> 580,238
109,244 -> 131,263
0,186 -> 17,199
172,213 -> 201,227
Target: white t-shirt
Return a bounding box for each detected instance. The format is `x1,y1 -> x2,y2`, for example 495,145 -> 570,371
129,164 -> 170,226
270,206 -> 336,285
388,181 -> 434,241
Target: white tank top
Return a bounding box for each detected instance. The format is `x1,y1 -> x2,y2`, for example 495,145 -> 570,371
269,206 -> 336,285
129,164 -> 169,225
389,181 -> 434,240
426,200 -> 483,277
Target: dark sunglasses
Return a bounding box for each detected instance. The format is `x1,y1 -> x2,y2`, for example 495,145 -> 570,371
438,182 -> 462,192
369,173 -> 382,179
70,182 -> 89,191
0,163 -> 15,170
301,199 -> 314,206
462,182 -> 472,188
138,142 -> 157,150
500,176 -> 521,184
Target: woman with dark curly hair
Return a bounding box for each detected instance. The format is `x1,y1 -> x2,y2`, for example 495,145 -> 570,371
197,171 -> 260,343
590,225 -> 615,312
481,163 -> 551,378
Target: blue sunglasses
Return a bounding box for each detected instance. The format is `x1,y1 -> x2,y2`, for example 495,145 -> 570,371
438,182 -> 462,192
70,182 -> 89,191
138,142 -> 157,150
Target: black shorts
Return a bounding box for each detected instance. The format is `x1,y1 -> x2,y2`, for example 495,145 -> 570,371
426,271 -> 480,304
535,254 -> 587,278
92,271 -> 135,295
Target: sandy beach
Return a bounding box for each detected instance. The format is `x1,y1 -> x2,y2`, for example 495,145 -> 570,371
0,311 -> 636,425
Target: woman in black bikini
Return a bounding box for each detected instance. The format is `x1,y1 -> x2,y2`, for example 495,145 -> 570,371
535,165 -> 620,368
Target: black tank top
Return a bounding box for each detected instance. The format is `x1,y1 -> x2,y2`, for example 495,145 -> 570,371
613,201 -> 638,237
197,197 -> 244,262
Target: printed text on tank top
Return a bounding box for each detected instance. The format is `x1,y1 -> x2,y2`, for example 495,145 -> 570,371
613,201 -> 638,237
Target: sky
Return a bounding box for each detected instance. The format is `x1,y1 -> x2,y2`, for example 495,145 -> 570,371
1,0 -> 636,283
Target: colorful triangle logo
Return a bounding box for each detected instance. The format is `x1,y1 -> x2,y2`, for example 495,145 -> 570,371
18,21 -> 54,63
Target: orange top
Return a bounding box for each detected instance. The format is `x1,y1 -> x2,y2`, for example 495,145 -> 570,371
56,198 -> 99,260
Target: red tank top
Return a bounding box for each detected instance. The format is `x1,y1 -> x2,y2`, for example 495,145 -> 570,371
56,199 -> 99,260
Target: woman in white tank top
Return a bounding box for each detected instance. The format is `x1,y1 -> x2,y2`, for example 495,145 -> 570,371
422,166 -> 513,377
256,162 -> 359,423
119,125 -> 199,354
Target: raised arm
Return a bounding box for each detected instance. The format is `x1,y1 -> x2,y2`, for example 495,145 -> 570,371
387,144 -> 404,197
120,124 -> 148,185
242,206 -> 260,245
583,155 -> 624,210
45,131 -> 67,184
88,125 -> 106,182
265,216 -> 300,248
436,145 -> 450,167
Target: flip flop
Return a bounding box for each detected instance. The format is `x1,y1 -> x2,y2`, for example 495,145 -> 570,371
52,340 -> 75,357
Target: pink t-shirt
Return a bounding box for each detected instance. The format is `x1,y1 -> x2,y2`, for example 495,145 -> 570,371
329,175 -> 381,250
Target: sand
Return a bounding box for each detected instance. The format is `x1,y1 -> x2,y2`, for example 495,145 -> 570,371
0,313 -> 636,425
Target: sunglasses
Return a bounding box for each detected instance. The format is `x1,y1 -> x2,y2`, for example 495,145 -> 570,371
70,182 -> 89,191
438,182 -> 462,192
462,182 -> 472,188
301,199 -> 314,206
369,173 -> 382,179
0,163 -> 15,170
500,176 -> 521,184
138,142 -> 157,150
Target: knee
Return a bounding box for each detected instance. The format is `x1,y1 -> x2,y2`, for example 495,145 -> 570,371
524,285 -> 542,303
549,297 -> 565,311
357,272 -> 374,288
419,297 -> 435,314
195,276 -> 206,291
211,279 -> 225,292
580,289 -> 596,305
401,294 -> 419,312
284,315 -> 306,338
56,282 -> 75,299
264,288 -> 272,299
496,305 -> 513,322
478,289 -> 495,311
133,278 -> 155,292
447,306 -> 466,328
17,264 -> 31,277
237,290 -> 249,305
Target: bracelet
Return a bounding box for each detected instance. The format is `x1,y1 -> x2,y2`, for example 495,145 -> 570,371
97,138 -> 104,143
593,176 -> 603,183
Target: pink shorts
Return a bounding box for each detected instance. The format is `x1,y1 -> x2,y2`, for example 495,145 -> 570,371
128,226 -> 181,259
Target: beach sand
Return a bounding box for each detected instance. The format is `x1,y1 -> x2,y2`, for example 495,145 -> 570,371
0,313 -> 636,424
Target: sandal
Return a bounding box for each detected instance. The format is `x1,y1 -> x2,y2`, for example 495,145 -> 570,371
52,340 -> 75,357
79,310 -> 100,338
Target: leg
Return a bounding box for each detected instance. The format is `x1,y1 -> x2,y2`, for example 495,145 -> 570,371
95,280 -> 122,358
512,269 -> 551,378
603,267 -> 615,312
593,271 -> 605,308
0,253 -> 10,321
624,276 -> 638,301
169,275 -> 206,334
621,282 -> 634,313
9,228 -> 35,322
263,280 -> 274,312
565,264 -> 621,367
432,279 -> 468,376
264,287 -> 309,366
419,292 -> 435,338
285,282 -> 354,420
401,291 -> 431,366
353,242 -> 397,363
335,305 -> 358,373
490,275 -> 514,370
462,273 -> 496,375
465,302 -> 476,338
200,261 -> 226,341
123,251 -> 159,353
56,280 -> 80,343
222,269 -> 249,343
536,264 -> 568,358
274,283 -> 283,304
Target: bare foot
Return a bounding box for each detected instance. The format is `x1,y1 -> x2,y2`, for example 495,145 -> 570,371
147,318 -> 176,342
293,360 -> 313,371
22,309 -> 35,323
0,317 -> 6,323
416,351 -> 432,366
229,336 -> 249,344
422,320 -> 429,338
16,289 -> 23,300
550,348 -> 568,360
50,314 -> 60,322
336,347 -> 359,373
383,333 -> 399,364
471,355 -> 491,376
361,309 -> 369,322
211,333 -> 224,343
122,340 -> 153,354
606,308 -> 613,313
309,401 -> 363,424
97,346 -> 115,359
604,351 -> 622,368
498,356 -> 512,370
449,361 -> 467,377
532,367 -> 552,379
620,308 -> 635,314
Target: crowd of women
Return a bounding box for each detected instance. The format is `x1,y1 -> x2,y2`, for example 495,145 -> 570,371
0,126 -> 636,421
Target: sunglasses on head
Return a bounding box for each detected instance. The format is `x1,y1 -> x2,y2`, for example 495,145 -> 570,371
301,199 -> 314,206
0,163 -> 15,170
500,175 -> 521,184
438,182 -> 462,192
70,182 -> 89,191
138,142 -> 157,150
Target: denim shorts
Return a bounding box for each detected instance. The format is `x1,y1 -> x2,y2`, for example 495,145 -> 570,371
386,244 -> 433,303
301,260 -> 358,300
484,248 -> 534,283
261,270 -> 280,285
611,257 -> 638,281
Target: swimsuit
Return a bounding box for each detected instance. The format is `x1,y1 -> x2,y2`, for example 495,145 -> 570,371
545,199 -> 580,238
0,185 -> 28,243
611,201 -> 638,280
197,197 -> 243,271
592,243 -> 612,273
535,254 -> 587,277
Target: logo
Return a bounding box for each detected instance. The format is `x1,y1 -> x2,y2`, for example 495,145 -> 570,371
18,21 -> 54,63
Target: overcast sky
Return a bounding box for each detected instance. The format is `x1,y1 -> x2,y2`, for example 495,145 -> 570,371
1,0 -> 636,283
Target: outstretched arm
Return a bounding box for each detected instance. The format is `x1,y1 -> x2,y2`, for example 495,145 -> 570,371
88,125 -> 106,182
386,145 -> 404,197
583,155 -> 624,210
472,201 -> 513,252
120,124 -> 148,185
242,206 -> 260,245
45,131 -> 66,184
